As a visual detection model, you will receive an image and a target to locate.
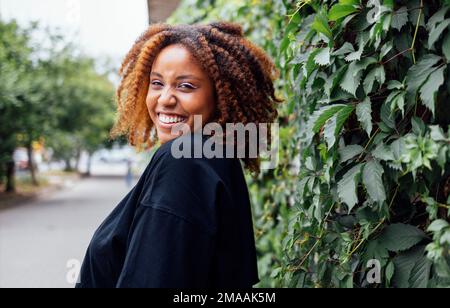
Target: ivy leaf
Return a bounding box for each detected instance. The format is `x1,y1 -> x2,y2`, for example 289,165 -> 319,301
345,49 -> 364,62
328,65 -> 348,97
324,115 -> 338,149
362,159 -> 386,203
391,6 -> 408,31
333,42 -> 355,56
380,42 -> 393,60
379,224 -> 427,252
427,219 -> 449,232
419,66 -> 446,116
427,6 -> 450,33
390,136 -> 405,154
337,164 -> 363,212
364,65 -> 385,94
387,80 -> 404,90
363,239 -> 389,265
442,32 -> 450,62
312,13 -> 333,41
310,104 -> 347,133
356,97 -> 373,137
336,105 -> 355,134
341,63 -> 360,95
314,47 -> 331,66
393,245 -> 426,288
329,4 -> 358,21
324,105 -> 355,149
430,125 -> 447,141
339,144 -> 364,163
297,177 -> 310,201
306,49 -> 323,77
380,102 -> 396,130
372,143 -> 395,161
428,19 -> 450,49
387,90 -> 405,117
279,35 -> 291,54
341,57 -> 377,96
386,261 -> 395,285
411,116 -> 426,136
406,54 -> 442,97
345,32 -> 368,62
409,253 -> 432,288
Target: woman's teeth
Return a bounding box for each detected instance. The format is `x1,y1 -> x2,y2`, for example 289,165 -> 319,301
158,113 -> 187,124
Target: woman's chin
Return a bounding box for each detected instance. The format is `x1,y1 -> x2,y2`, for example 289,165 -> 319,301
157,131 -> 182,145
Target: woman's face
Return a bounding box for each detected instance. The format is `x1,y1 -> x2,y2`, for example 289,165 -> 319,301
146,44 -> 216,145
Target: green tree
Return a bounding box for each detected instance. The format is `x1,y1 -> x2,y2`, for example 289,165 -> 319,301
0,20 -> 116,190
43,54 -> 116,173
0,20 -> 34,192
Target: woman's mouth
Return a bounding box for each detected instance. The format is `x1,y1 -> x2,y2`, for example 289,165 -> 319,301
157,113 -> 188,128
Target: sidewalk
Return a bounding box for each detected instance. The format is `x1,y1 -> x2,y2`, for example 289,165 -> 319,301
0,172 -> 81,210
0,176 -> 134,288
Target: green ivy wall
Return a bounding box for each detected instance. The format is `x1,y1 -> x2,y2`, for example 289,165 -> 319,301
169,0 -> 450,288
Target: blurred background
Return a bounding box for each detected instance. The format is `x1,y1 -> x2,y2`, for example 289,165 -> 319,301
0,0 -> 185,288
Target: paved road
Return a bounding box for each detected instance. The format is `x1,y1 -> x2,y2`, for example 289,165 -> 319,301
0,176 -> 137,288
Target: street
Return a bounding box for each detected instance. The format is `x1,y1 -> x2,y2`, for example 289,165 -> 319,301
0,176 -> 136,288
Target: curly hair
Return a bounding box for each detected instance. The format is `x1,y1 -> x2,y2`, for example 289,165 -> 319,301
110,21 -> 283,175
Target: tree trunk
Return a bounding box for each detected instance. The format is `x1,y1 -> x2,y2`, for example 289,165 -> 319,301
0,163 -> 4,186
5,160 -> 15,193
86,152 -> 92,177
64,159 -> 73,172
75,148 -> 82,173
26,142 -> 39,186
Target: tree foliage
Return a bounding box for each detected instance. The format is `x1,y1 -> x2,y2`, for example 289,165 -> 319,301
0,20 -> 116,186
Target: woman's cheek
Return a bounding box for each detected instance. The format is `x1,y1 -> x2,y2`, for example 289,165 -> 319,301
146,93 -> 157,110
183,94 -> 207,115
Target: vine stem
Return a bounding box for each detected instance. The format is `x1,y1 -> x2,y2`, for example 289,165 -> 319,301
389,186 -> 400,211
287,0 -> 311,24
289,202 -> 336,272
343,218 -> 385,264
411,0 -> 424,64
438,203 -> 450,209
381,48 -> 412,65
404,6 -> 424,13
291,234 -> 322,271
343,186 -> 399,263
357,127 -> 381,162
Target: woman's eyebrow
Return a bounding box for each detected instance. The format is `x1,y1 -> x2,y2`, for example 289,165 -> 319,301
151,72 -> 201,81
150,72 -> 164,78
176,74 -> 202,81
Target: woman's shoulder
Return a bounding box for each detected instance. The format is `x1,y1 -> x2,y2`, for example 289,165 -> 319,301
153,133 -> 240,179
141,133 -> 235,234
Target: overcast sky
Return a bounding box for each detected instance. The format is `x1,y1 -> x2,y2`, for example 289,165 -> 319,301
0,0 -> 148,63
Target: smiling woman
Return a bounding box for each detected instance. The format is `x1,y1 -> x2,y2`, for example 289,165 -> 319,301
110,21 -> 283,173
76,21 -> 283,289
147,44 -> 216,144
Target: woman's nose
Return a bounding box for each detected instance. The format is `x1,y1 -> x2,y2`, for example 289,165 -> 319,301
158,87 -> 177,106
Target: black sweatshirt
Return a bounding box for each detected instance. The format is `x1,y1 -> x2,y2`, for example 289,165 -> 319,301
76,133 -> 259,288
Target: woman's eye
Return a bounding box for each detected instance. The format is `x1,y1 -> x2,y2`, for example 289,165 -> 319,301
179,83 -> 196,90
151,81 -> 163,87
